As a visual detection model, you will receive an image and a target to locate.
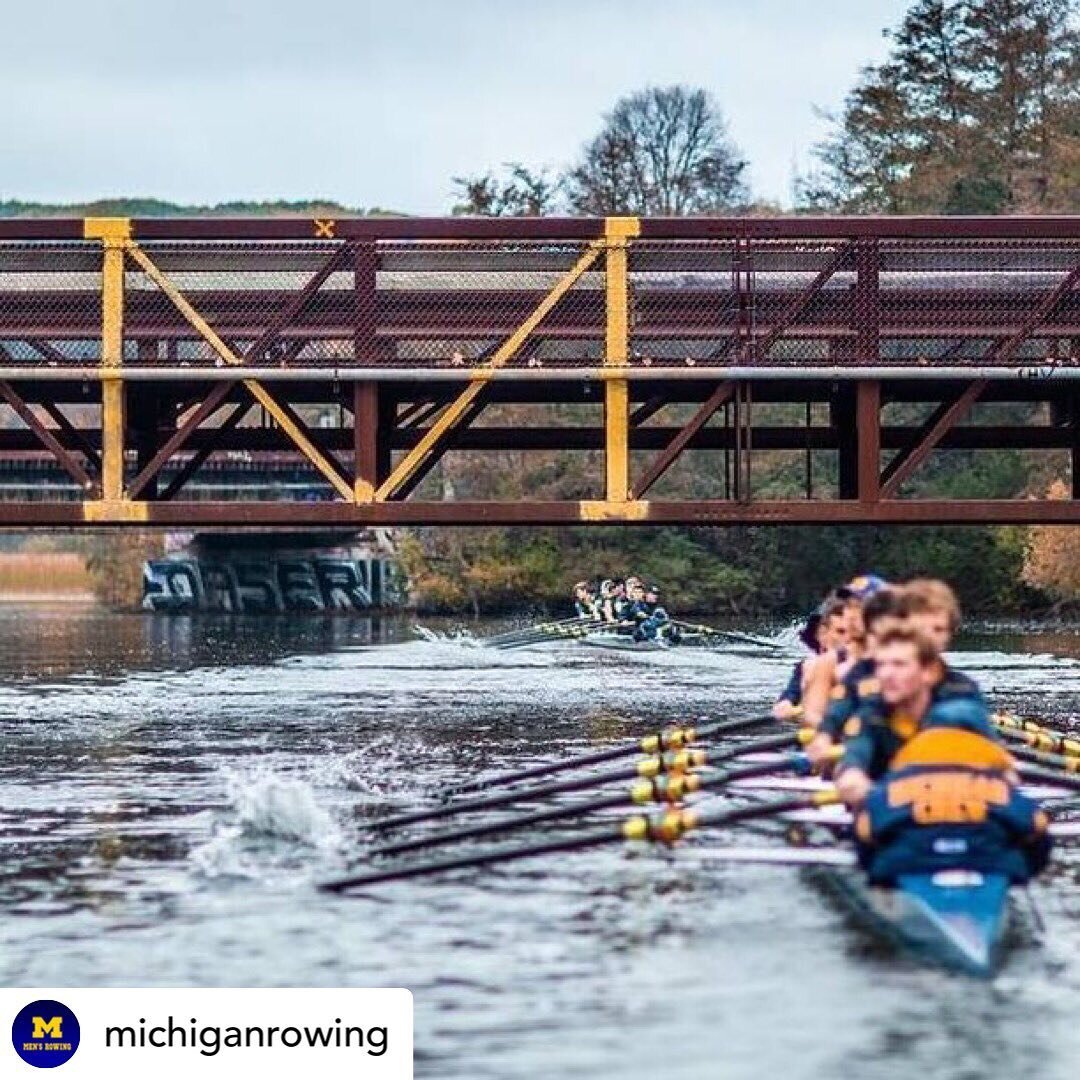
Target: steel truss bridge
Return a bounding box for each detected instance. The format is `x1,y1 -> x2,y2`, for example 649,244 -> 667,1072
0,214 -> 1077,527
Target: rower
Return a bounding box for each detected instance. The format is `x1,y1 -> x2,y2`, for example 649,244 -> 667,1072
804,586 -> 905,762
797,584 -> 871,728
833,621 -> 992,807
852,724 -> 1051,886
773,606 -> 828,721
572,580 -> 598,620
609,579 -> 634,627
632,585 -> 676,643
777,600 -> 851,725
597,579 -> 618,623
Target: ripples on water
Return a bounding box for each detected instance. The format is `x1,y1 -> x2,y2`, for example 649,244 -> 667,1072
0,606 -> 1077,1080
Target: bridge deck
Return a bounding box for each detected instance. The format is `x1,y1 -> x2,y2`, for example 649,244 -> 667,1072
0,215 -> 1076,525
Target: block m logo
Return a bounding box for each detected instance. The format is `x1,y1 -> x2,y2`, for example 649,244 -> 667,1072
32,1016 -> 63,1040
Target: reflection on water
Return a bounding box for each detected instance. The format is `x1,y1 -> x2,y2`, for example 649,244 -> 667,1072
0,605 -> 1077,1080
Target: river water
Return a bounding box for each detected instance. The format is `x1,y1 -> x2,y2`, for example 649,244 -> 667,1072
0,605 -> 1077,1080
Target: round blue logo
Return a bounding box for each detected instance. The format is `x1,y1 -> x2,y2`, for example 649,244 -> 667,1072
11,1000 -> 80,1068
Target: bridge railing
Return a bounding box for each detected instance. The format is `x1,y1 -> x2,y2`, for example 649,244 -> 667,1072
0,216 -> 1077,373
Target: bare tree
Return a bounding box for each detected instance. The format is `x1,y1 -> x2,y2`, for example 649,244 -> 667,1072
451,163 -> 558,216
563,85 -> 749,215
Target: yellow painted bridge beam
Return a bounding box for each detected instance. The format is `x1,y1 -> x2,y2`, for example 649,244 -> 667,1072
602,216 -> 640,509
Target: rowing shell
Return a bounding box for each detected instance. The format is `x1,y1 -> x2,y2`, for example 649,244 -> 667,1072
578,633 -> 671,652
810,867 -> 1011,978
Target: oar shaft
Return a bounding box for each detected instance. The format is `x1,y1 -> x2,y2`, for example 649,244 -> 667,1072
377,734 -> 805,857
365,755 -> 687,833
1009,745 -> 1080,774
1018,763 -> 1080,793
323,821 -> 626,891
322,791 -> 836,892
444,713 -> 778,796
372,790 -> 631,857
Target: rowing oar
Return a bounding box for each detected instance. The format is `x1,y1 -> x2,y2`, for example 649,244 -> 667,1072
994,714 -> 1080,759
373,737 -> 822,858
319,789 -> 840,892
1008,744 -> 1080,775
444,713 -> 777,796
673,620 -> 783,651
360,749 -> 712,834
492,622 -> 601,651
484,617 -> 591,648
1017,763 -> 1080,794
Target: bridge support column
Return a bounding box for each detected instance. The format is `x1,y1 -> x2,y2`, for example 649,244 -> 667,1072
603,216 -> 639,503
354,381 -> 383,501
835,380 -> 881,502
87,218 -> 131,502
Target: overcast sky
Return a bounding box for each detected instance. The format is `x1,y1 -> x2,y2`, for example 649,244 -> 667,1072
3,0 -> 909,211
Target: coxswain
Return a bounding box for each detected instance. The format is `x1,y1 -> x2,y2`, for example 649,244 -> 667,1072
633,585 -> 676,643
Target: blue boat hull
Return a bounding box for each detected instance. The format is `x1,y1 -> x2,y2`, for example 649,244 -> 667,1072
817,869 -> 1011,977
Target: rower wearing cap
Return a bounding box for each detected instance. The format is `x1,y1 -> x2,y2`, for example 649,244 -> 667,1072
773,600 -> 840,721
632,584 -> 676,643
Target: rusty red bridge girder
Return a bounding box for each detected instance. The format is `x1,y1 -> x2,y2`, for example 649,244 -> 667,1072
0,214 -> 1077,526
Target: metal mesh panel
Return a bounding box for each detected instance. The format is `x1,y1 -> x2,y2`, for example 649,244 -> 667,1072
124,240 -> 354,366
0,241 -> 102,365
748,239 -> 857,364
375,240 -> 604,368
629,240 -> 740,366
878,239 -> 1080,367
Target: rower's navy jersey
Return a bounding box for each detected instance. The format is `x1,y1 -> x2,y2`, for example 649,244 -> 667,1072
821,656 -> 878,740
839,667 -> 990,781
778,659 -> 806,707
574,599 -> 594,619
853,729 -> 1051,884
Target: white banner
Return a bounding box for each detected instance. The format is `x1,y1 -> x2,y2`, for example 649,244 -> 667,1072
1,988 -> 412,1079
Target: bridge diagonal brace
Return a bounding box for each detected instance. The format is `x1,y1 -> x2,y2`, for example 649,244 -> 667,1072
158,401 -> 253,501
0,380 -> 97,493
374,240 -> 604,502
631,382 -> 736,499
985,263 -> 1080,364
38,402 -> 102,475
629,395 -> 670,427
127,381 -> 238,500
393,393 -> 491,501
754,242 -> 854,360
124,241 -> 355,501
879,379 -> 987,499
241,244 -> 352,363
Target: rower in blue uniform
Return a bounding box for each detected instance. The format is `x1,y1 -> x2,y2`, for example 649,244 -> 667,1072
853,725 -> 1051,886
775,597 -> 848,722
632,585 -> 676,643
834,621 -> 994,806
